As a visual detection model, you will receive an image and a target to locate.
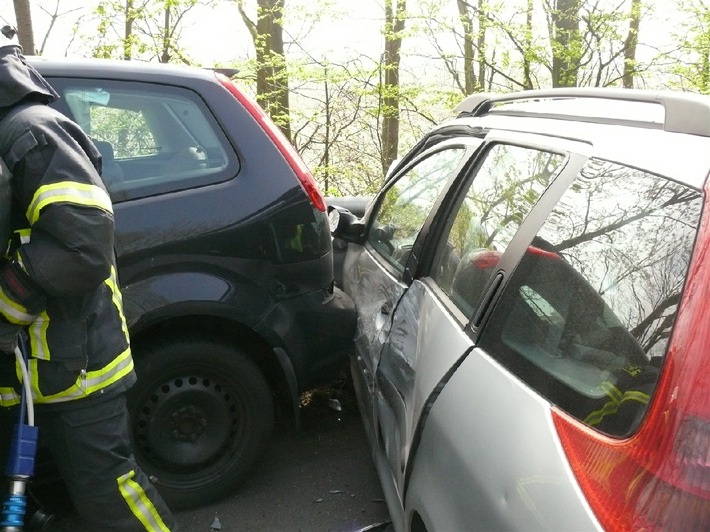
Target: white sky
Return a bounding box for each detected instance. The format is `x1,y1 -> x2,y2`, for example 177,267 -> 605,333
3,0 -> 693,88
5,0 -> 387,65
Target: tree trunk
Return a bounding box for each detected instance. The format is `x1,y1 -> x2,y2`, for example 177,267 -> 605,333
703,33 -> 710,93
550,0 -> 581,87
237,0 -> 293,142
456,0 -> 476,95
13,0 -> 36,55
161,4 -> 171,63
476,0 -> 488,90
622,0 -> 642,88
523,0 -> 534,89
381,0 -> 406,177
250,0 -> 292,142
124,0 -> 135,60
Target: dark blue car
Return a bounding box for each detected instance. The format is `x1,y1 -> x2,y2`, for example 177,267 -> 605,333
30,56 -> 356,510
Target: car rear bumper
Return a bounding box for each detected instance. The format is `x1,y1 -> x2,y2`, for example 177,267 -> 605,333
255,285 -> 356,391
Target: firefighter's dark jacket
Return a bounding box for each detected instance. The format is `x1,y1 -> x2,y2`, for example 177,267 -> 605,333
0,46 -> 136,407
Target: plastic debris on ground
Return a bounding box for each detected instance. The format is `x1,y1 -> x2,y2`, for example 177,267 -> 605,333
328,398 -> 342,412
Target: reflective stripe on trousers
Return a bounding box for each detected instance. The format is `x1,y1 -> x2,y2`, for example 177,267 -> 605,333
118,470 -> 172,532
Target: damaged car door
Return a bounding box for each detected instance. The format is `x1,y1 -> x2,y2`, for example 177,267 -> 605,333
369,134 -> 580,518
342,142 -> 473,424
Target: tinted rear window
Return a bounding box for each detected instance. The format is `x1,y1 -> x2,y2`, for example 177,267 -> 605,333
47,78 -> 238,202
480,159 -> 703,437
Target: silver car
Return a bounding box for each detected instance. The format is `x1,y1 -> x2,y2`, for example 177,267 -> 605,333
330,89 -> 710,531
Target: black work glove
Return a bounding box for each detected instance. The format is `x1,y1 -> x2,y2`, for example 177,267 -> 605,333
0,320 -> 22,355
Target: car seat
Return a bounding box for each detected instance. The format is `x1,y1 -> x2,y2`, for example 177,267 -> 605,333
92,139 -> 125,194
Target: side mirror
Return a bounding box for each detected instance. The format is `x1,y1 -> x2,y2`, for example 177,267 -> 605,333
328,205 -> 365,240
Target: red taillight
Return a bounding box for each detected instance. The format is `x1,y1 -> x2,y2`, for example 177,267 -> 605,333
215,73 -> 326,212
552,185 -> 710,531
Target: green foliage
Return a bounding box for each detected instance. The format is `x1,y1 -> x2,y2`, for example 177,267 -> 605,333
35,0 -> 710,198
293,63 -> 388,195
90,107 -> 157,157
669,0 -> 710,93
88,0 -> 204,62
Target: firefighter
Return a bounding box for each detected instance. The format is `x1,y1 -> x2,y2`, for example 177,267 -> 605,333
0,26 -> 175,531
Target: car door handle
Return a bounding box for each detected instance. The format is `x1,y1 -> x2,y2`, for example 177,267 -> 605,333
380,301 -> 392,315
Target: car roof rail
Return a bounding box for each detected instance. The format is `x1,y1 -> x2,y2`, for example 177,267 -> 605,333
453,88 -> 710,137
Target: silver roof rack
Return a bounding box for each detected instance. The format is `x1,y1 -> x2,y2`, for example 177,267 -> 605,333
453,88 -> 710,137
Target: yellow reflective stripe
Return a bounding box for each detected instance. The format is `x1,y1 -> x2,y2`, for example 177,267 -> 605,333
622,390 -> 650,404
28,348 -> 133,404
105,266 -> 129,341
600,381 -> 624,403
14,229 -> 30,245
14,251 -> 29,272
117,470 -> 171,532
0,287 -> 35,324
585,401 -> 618,426
26,182 -> 112,225
28,312 -> 50,361
584,381 -> 650,427
0,387 -> 20,407
288,224 -> 304,252
585,382 -> 624,426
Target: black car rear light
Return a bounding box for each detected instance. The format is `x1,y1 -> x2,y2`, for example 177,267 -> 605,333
215,73 -> 326,212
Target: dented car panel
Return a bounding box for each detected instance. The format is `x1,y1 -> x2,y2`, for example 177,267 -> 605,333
375,280 -> 474,493
343,245 -> 407,381
405,345 -> 598,531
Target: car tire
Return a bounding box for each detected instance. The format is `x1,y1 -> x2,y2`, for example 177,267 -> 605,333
127,334 -> 275,510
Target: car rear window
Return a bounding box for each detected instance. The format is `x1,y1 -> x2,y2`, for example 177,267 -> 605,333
479,158 -> 703,437
46,78 -> 238,202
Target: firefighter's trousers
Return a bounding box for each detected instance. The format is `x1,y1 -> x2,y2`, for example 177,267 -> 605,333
1,392 -> 176,531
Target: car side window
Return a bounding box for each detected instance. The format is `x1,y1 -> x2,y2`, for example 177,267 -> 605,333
368,148 -> 466,274
431,143 -> 565,316
479,159 -> 703,437
48,79 -> 236,203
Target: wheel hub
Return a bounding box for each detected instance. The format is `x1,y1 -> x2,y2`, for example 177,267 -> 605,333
170,405 -> 208,443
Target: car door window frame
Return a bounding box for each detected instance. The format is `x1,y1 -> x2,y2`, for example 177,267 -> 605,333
417,131 -> 593,337
363,138 -> 484,284
366,134 -> 590,502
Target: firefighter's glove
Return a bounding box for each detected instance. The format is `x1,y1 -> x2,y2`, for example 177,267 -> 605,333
0,320 -> 22,355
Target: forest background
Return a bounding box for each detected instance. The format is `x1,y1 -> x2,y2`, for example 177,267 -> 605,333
5,0 -> 710,197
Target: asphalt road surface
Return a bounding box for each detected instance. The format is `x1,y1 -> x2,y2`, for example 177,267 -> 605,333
44,376 -> 391,532
174,384 -> 391,532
